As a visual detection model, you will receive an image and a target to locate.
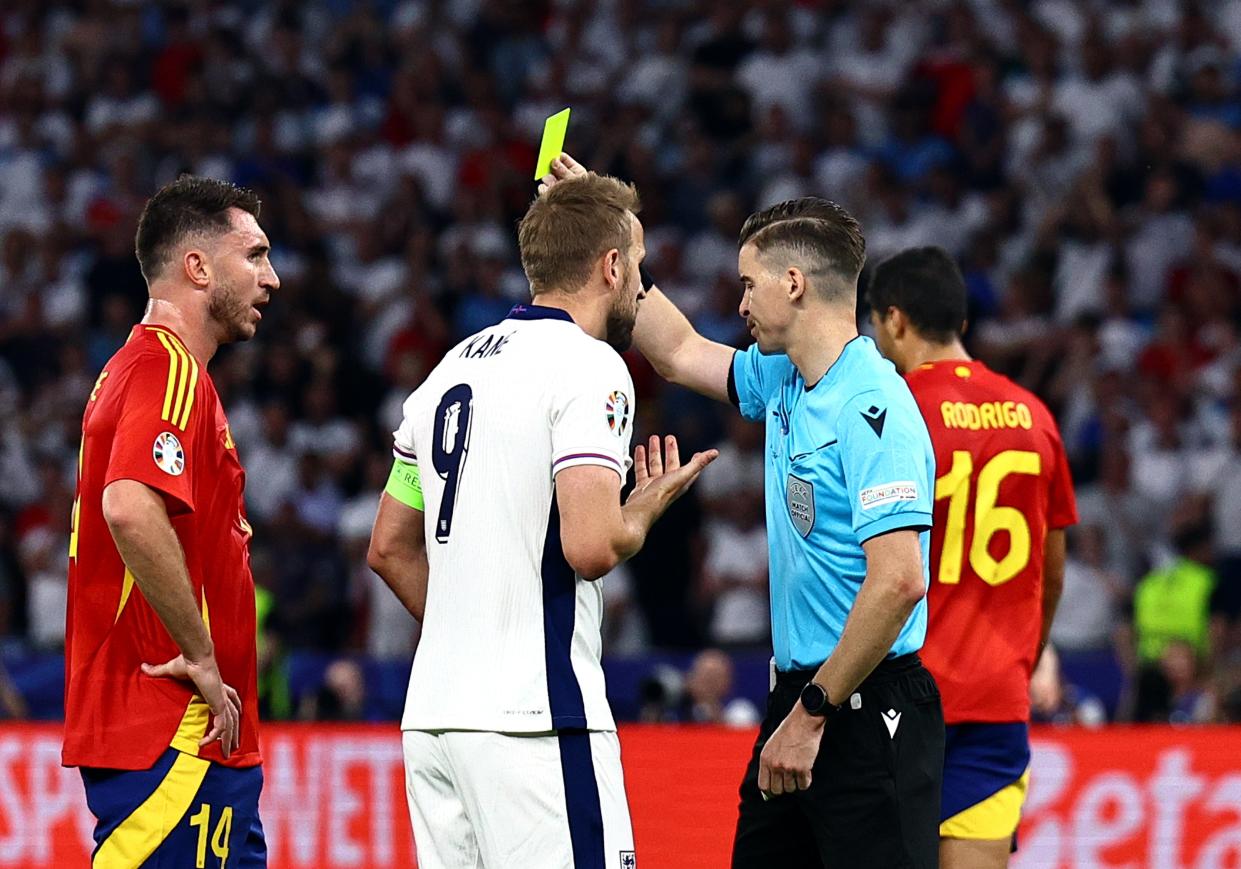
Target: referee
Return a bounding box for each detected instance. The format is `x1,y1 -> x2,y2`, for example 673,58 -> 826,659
541,158 -> 944,866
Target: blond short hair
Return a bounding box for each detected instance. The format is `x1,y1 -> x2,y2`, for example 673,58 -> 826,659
518,173 -> 641,295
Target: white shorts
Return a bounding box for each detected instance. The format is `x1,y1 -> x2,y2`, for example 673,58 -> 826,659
402,729 -> 636,869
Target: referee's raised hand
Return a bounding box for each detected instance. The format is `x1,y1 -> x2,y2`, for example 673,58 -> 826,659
142,651 -> 243,758
537,152 -> 588,195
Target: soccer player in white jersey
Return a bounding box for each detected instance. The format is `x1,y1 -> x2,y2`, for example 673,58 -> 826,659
367,172 -> 718,869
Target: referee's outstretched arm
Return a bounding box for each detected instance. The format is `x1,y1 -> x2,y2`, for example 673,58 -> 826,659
538,151 -> 735,404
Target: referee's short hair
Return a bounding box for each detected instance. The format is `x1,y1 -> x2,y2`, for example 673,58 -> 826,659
135,176 -> 262,283
739,197 -> 866,301
867,246 -> 968,344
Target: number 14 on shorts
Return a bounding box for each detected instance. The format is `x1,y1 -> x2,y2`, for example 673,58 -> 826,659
188,802 -> 233,868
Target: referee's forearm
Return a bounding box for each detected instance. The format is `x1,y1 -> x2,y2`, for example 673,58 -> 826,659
633,288 -> 696,382
814,575 -> 922,705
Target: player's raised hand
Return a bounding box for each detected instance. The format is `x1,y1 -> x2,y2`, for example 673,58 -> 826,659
628,434 -> 718,509
537,152 -> 588,195
142,652 -> 242,758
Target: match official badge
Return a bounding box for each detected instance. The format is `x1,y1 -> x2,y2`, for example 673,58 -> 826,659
620,851 -> 636,869
786,474 -> 815,537
153,431 -> 185,476
606,391 -> 630,436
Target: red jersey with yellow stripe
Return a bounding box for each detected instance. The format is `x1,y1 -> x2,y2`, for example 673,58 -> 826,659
905,360 -> 1077,724
63,324 -> 260,770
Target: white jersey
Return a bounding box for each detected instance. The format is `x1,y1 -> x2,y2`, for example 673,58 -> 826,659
393,304 -> 635,733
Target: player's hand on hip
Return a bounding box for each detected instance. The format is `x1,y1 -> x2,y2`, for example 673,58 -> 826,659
537,152 -> 587,195
628,434 -> 718,509
142,652 -> 243,759
757,706 -> 824,799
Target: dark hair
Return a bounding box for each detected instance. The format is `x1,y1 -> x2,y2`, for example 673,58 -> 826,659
135,175 -> 262,282
518,173 -> 641,295
1173,517 -> 1213,556
739,198 -> 866,298
867,246 -> 968,343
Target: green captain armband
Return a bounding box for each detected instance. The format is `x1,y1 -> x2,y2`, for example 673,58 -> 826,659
386,459 -> 425,511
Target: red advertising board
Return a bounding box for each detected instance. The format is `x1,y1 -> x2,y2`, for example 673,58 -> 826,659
0,723 -> 1239,867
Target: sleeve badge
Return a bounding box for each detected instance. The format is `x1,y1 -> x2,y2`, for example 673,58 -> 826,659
606,391 -> 630,436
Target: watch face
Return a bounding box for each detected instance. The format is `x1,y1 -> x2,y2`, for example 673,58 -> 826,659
801,683 -> 827,714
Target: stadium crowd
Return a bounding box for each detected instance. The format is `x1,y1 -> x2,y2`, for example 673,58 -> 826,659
2,0 -> 1241,723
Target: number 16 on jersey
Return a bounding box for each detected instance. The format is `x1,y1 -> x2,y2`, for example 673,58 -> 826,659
432,384 -> 474,543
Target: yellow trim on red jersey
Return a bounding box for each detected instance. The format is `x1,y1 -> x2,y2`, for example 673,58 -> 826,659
91,750 -> 210,868
156,332 -> 180,424
179,345 -> 199,429
114,569 -> 136,622
152,330 -> 200,432
169,695 -> 212,756
166,589 -> 215,754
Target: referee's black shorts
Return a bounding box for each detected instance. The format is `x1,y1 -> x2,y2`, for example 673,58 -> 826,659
732,653 -> 944,869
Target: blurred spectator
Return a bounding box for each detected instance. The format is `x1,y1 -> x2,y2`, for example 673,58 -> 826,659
677,649 -> 760,727
337,453 -> 419,660
254,559 -> 292,722
1121,515 -> 1222,720
1050,525 -> 1124,653
700,486 -> 768,648
0,660 -> 27,720
239,400 -> 300,523
1029,644 -> 1107,727
1193,403 -> 1241,642
1163,639 -> 1217,724
301,658 -> 367,722
0,0 -> 1238,724
20,526 -> 67,650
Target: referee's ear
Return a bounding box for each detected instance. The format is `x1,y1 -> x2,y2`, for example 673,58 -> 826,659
786,266 -> 806,303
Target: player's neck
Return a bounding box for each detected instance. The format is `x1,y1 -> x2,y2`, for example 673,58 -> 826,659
787,309 -> 858,388
140,296 -> 218,363
904,337 -> 971,371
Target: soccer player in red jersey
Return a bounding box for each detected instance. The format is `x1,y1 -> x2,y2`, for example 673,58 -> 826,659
63,176 -> 278,867
868,247 -> 1077,869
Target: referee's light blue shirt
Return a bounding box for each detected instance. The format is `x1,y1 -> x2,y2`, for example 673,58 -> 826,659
730,336 -> 935,671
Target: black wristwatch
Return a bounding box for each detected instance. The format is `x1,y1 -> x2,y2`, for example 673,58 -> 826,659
800,681 -> 843,719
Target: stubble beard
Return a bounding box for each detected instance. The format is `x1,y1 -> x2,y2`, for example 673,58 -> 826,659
208,278 -> 255,343
605,285 -> 638,352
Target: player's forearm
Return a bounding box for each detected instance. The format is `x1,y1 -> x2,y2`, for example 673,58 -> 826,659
813,571 -> 923,704
1038,579 -> 1063,656
102,481 -> 214,662
633,288 -> 731,402
565,508 -> 648,580
370,550 -> 428,621
615,499 -> 663,563
1039,529 -> 1067,654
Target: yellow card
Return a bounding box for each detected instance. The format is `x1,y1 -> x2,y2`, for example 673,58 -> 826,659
534,108 -> 571,180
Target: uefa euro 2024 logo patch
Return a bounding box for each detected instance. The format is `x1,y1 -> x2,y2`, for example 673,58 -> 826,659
606,390 -> 630,436
152,431 -> 185,476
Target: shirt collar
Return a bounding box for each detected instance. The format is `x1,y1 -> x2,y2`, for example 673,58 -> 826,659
506,304 -> 574,323
807,335 -> 868,392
